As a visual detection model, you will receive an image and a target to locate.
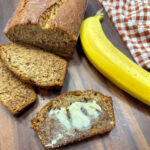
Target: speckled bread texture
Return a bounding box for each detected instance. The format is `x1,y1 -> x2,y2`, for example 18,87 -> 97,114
31,90 -> 115,149
4,0 -> 87,58
0,57 -> 36,115
0,43 -> 67,89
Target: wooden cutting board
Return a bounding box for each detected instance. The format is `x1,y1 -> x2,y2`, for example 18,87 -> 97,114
0,0 -> 150,150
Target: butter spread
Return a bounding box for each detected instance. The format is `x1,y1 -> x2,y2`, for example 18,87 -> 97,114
48,108 -> 71,130
80,101 -> 101,119
68,102 -> 91,130
45,133 -> 63,148
48,101 -> 101,131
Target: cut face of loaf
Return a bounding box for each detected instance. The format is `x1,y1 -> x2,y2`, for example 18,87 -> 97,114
31,90 -> 115,149
0,43 -> 67,89
0,58 -> 36,115
4,0 -> 87,58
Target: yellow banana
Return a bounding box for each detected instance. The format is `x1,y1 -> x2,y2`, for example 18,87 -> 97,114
80,14 -> 150,106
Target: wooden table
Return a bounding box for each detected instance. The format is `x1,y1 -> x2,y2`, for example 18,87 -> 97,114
0,0 -> 150,150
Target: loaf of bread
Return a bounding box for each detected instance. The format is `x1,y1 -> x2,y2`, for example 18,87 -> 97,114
0,43 -> 67,89
4,0 -> 87,58
31,90 -> 115,149
0,57 -> 36,115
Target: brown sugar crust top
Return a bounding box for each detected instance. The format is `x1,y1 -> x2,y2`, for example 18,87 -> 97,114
4,0 -> 87,39
6,0 -> 58,25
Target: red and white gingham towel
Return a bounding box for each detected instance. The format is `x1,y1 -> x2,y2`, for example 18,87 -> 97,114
100,0 -> 150,69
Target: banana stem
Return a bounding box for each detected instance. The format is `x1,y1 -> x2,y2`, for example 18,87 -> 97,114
95,9 -> 104,21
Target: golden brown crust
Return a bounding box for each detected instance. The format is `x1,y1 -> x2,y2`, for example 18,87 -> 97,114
0,43 -> 68,89
50,0 -> 87,38
4,0 -> 58,31
31,90 -> 115,149
4,0 -> 87,39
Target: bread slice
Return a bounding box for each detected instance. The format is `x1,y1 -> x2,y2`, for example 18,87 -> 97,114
0,58 -> 36,115
0,43 -> 68,89
4,0 -> 87,58
31,90 -> 115,149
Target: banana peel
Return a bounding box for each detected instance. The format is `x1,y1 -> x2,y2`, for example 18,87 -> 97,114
80,11 -> 150,106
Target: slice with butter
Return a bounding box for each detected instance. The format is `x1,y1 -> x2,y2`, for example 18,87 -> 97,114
48,101 -> 102,132
31,90 -> 115,149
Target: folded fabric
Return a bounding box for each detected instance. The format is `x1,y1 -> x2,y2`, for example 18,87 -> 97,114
100,0 -> 150,69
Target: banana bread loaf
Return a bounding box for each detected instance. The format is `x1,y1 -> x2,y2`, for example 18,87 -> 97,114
31,90 -> 115,149
0,57 -> 36,115
4,0 -> 87,58
0,43 -> 67,89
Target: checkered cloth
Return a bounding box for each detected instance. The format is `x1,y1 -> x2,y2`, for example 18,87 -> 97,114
100,0 -> 150,69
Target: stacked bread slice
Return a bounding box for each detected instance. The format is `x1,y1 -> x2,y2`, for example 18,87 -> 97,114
0,43 -> 68,115
0,58 -> 36,115
0,43 -> 67,89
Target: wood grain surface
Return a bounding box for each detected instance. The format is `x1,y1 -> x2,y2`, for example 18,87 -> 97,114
0,0 -> 150,150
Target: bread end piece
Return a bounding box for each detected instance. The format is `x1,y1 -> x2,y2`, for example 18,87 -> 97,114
4,0 -> 87,58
